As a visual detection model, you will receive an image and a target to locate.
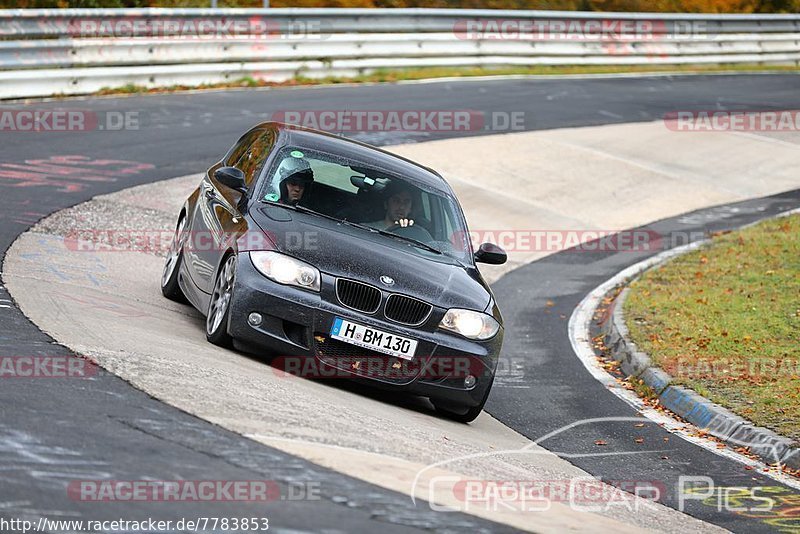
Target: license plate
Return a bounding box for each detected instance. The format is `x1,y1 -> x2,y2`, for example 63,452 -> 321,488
330,318 -> 418,361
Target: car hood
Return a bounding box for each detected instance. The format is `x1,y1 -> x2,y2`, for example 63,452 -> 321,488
251,206 -> 491,311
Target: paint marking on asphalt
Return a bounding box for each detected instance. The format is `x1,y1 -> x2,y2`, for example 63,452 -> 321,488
598,110 -> 624,119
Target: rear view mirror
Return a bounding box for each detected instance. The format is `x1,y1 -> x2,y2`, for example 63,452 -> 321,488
350,175 -> 386,192
474,242 -> 507,265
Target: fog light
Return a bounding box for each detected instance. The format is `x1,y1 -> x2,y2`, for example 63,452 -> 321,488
248,313 -> 263,327
464,375 -> 477,389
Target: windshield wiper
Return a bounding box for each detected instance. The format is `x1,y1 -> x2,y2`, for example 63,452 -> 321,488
263,200 -> 343,224
339,219 -> 378,233
373,228 -> 443,255
291,204 -> 349,225
265,202 -> 380,232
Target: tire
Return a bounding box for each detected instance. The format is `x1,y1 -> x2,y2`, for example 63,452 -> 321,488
432,377 -> 494,424
161,215 -> 188,303
206,254 -> 237,347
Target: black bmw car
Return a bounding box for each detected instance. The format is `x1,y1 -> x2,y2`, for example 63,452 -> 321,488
161,122 -> 507,422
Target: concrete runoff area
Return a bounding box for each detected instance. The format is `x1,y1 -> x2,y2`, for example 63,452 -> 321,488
6,119 -> 799,532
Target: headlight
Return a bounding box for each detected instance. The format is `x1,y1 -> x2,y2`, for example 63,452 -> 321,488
439,309 -> 500,340
249,251 -> 320,292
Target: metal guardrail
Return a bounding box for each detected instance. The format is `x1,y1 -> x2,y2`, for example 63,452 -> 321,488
0,8 -> 798,99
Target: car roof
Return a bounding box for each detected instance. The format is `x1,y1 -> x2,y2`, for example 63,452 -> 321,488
251,122 -> 452,195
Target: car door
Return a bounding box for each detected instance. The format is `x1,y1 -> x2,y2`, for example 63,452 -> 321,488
186,128 -> 277,294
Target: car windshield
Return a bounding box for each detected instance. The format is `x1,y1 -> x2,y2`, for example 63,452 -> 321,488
258,146 -> 473,263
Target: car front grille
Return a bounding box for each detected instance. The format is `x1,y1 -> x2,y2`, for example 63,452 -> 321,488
385,294 -> 432,325
336,279 -> 381,314
315,335 -> 421,385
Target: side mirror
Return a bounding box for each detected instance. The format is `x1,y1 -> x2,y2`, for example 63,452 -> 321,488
474,242 -> 507,265
214,167 -> 247,194
214,167 -> 248,213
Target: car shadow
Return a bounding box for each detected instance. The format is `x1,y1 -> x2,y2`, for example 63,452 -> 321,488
237,343 -> 446,418
183,311 -> 466,422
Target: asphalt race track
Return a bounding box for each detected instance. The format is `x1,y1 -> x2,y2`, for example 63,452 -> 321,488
1,74 -> 799,532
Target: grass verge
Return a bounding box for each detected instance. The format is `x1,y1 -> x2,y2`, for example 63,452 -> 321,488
624,214 -> 800,441
92,63 -> 800,97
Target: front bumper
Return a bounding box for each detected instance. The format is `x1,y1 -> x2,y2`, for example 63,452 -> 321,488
228,253 -> 503,408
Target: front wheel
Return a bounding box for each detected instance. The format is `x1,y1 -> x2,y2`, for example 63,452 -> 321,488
206,255 -> 237,347
432,377 -> 494,424
433,401 -> 485,424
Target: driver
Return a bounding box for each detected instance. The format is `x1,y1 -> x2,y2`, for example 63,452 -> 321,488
367,183 -> 415,230
279,159 -> 314,205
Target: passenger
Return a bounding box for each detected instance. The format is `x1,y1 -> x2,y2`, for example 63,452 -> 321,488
278,159 -> 314,205
367,183 -> 415,230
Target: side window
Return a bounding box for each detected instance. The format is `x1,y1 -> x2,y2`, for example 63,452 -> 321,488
234,130 -> 277,186
225,130 -> 260,167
